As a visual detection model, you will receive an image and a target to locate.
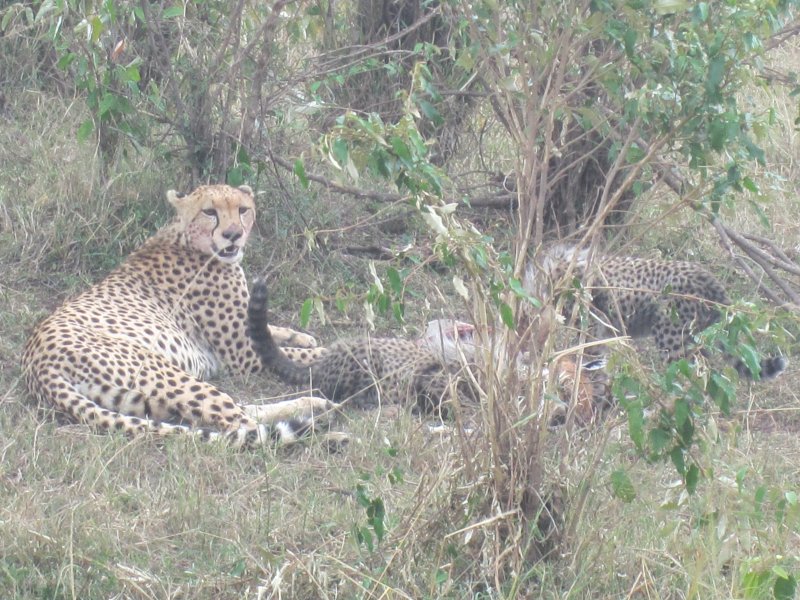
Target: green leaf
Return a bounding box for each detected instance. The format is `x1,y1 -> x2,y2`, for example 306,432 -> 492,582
229,558 -> 246,577
77,120 -> 94,142
299,298 -> 313,328
417,99 -> 443,125
89,15 -> 103,43
332,138 -> 349,167
354,524 -> 374,552
693,2 -> 708,22
1,6 -> 14,30
774,574 -> 797,600
741,176 -> 758,194
508,277 -> 524,296
754,485 -> 766,516
685,464 -> 699,494
673,398 -> 689,429
499,302 -> 514,329
610,469 -> 636,502
125,66 -> 141,85
741,569 -> 771,597
623,28 -> 636,58
162,6 -> 183,18
388,465 -> 404,484
670,447 -> 686,475
773,566 -> 790,580
294,159 -> 309,189
392,301 -> 404,323
368,148 -> 391,178
386,267 -> 403,295
738,344 -> 762,378
627,400 -> 644,451
709,117 -> 727,151
390,136 -> 412,164
227,166 -> 244,187
708,373 -> 734,415
706,56 -> 726,95
355,483 -> 370,507
367,497 -> 386,541
648,427 -> 671,454
98,93 -> 118,117
56,52 -> 76,70
626,144 -> 645,163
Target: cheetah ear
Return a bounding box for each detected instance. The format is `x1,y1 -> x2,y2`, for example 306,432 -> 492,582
237,185 -> 253,196
166,189 -> 187,208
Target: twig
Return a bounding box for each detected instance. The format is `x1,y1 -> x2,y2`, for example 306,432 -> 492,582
743,232 -> 800,274
712,220 -> 788,305
716,222 -> 800,305
333,244 -> 395,260
269,153 -> 405,202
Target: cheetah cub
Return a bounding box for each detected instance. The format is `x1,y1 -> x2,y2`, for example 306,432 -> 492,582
247,279 -> 473,413
529,244 -> 786,380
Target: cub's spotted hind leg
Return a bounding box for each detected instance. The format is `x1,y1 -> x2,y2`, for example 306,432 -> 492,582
280,346 -> 328,367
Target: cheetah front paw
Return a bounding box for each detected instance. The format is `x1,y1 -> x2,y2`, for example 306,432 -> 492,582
319,430 -> 350,452
292,395 -> 335,414
268,325 -> 318,348
243,396 -> 335,424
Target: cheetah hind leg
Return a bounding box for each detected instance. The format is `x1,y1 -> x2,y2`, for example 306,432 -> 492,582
279,346 -> 328,367
73,380 -> 343,450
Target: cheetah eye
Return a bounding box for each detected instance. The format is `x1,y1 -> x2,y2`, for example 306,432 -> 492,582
238,206 -> 250,215
202,208 -> 218,218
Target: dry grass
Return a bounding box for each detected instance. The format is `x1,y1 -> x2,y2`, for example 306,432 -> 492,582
2,50 -> 800,600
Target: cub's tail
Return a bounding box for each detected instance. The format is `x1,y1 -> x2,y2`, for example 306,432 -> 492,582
247,278 -> 314,386
733,355 -> 787,381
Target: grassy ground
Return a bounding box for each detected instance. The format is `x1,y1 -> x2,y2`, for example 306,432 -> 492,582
2,74 -> 800,600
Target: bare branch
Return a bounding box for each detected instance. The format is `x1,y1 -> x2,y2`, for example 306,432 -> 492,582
712,220 -> 791,305
331,244 -> 396,260
268,153 -> 405,202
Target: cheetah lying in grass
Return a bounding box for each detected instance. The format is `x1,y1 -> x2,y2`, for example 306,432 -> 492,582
21,184 -> 345,448
528,244 -> 786,379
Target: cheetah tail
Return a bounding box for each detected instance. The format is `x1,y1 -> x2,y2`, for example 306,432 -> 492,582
733,355 -> 787,381
247,278 -> 314,385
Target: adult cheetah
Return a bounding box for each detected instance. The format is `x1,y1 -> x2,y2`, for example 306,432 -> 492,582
21,184 -> 343,448
247,279 -> 475,413
528,245 -> 786,379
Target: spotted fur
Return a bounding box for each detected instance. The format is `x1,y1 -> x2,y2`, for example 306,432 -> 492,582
21,184 -> 344,448
529,245 -> 786,380
247,279 -> 474,413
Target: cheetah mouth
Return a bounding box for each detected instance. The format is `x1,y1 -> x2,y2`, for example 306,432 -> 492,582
214,244 -> 242,262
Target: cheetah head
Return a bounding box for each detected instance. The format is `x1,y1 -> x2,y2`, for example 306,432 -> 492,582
167,184 -> 256,264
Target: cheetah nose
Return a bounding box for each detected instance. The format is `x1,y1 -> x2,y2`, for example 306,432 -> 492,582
222,226 -> 243,242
